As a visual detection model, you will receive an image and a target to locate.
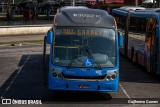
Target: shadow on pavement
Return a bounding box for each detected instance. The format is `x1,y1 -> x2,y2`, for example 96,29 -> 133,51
1,54 -> 160,103
119,56 -> 160,83
0,54 -> 112,103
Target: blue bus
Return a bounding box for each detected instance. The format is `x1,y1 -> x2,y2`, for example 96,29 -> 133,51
43,6 -> 123,92
112,6 -> 160,75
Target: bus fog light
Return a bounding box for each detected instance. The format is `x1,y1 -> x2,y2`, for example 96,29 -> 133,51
53,73 -> 57,77
106,69 -> 119,80
58,74 -> 63,78
106,76 -> 111,80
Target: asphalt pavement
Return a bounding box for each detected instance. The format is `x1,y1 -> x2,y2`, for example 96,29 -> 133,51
0,21 -> 160,107
0,20 -> 53,27
0,45 -> 160,106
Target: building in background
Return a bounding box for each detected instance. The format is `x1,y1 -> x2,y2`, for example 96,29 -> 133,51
143,0 -> 157,7
1,0 -> 159,14
101,0 -> 124,14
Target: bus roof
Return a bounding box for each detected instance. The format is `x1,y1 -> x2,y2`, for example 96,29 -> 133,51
112,6 -> 160,25
112,6 -> 160,18
119,6 -> 146,11
54,6 -> 115,28
130,9 -> 160,17
59,6 -> 88,12
112,6 -> 146,16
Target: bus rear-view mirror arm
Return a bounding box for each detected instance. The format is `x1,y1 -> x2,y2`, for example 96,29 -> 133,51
118,31 -> 123,47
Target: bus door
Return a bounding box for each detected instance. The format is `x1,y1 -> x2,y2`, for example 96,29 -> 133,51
145,18 -> 158,73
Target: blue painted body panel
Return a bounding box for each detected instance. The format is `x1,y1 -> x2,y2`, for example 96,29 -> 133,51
48,71 -> 119,92
112,9 -> 128,16
47,30 -> 120,92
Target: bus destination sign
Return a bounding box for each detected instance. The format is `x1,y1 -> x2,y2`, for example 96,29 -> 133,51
62,29 -> 108,37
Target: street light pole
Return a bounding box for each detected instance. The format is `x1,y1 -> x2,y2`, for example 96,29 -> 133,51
135,0 -> 138,6
72,0 -> 75,6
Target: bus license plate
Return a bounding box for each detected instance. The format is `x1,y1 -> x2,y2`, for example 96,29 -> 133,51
78,85 -> 89,89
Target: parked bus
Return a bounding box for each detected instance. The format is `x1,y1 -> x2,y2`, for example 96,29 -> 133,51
112,6 -> 160,75
43,6 -> 123,92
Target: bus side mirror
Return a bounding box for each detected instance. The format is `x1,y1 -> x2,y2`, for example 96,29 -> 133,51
46,30 -> 53,44
118,33 -> 123,47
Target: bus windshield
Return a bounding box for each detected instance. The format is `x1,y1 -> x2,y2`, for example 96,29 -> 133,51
53,27 -> 116,68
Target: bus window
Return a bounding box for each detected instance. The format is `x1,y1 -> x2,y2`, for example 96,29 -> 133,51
128,16 -> 148,61
129,17 -> 148,33
145,18 -> 158,72
145,18 -> 157,50
113,14 -> 126,30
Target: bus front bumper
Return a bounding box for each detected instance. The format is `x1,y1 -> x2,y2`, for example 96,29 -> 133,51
48,73 -> 119,92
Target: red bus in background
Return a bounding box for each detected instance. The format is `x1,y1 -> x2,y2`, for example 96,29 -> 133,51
104,0 -> 124,4
85,0 -> 124,14
85,0 -> 124,5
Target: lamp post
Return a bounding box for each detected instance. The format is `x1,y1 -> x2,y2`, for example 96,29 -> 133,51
72,0 -> 75,6
73,0 -> 75,6
135,0 -> 138,6
104,0 -> 106,5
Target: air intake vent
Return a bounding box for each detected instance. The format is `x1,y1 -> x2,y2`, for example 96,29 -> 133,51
62,73 -> 106,80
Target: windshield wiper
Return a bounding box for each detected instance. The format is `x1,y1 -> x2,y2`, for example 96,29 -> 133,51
67,47 -> 82,69
67,46 -> 102,70
85,46 -> 102,70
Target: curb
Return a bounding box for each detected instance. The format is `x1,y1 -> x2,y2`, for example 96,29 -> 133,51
0,24 -> 52,28
0,25 -> 51,36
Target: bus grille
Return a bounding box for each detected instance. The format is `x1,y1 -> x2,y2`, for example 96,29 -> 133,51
62,73 -> 106,80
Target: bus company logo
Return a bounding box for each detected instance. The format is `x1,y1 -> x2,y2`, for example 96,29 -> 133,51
1,99 -> 42,104
73,14 -> 101,18
2,99 -> 11,104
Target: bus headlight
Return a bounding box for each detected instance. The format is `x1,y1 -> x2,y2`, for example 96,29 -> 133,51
106,75 -> 111,80
106,69 -> 119,80
52,72 -> 57,77
50,67 -> 63,78
57,74 -> 63,79
111,75 -> 116,79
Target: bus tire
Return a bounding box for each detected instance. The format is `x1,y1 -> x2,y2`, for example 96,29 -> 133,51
43,36 -> 49,87
131,47 -> 134,62
135,52 -> 138,64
